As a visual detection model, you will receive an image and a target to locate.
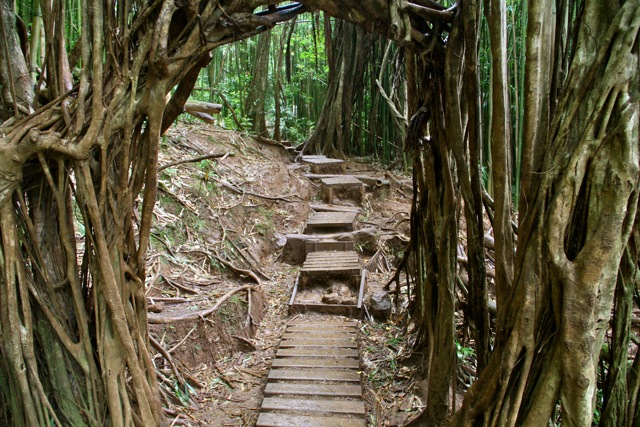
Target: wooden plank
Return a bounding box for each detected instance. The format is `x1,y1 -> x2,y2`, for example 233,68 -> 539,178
305,174 -> 390,187
309,203 -> 361,213
301,155 -> 327,161
264,382 -> 362,397
286,327 -> 358,334
279,338 -> 357,348
302,158 -> 344,165
276,347 -> 359,358
307,212 -> 357,223
271,357 -> 360,369
261,397 -> 365,415
283,331 -> 355,340
305,251 -> 360,260
301,264 -> 360,271
268,368 -> 361,382
302,261 -> 360,268
287,320 -> 359,327
303,260 -> 360,266
301,269 -> 360,276
321,177 -> 362,186
305,239 -> 355,253
288,303 -> 360,317
256,412 -> 365,427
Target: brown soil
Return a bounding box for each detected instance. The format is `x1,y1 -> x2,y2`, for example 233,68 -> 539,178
150,123 -> 421,426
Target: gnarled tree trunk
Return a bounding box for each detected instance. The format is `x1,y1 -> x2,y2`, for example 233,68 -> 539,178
456,1 -> 640,424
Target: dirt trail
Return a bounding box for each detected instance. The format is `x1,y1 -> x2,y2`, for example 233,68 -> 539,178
148,124 -> 421,426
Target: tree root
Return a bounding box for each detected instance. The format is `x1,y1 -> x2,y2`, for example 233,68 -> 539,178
148,285 -> 254,324
158,151 -> 232,172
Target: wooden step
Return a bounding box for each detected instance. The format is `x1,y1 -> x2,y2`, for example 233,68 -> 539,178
287,320 -> 359,327
256,412 -> 365,427
268,368 -> 361,382
320,176 -> 364,205
301,251 -> 360,277
304,211 -> 358,233
301,157 -> 346,174
261,397 -> 365,415
276,347 -> 359,358
321,176 -> 362,186
287,325 -> 357,336
283,331 -> 354,339
279,338 -> 358,348
305,238 -> 355,254
258,317 -> 366,425
264,382 -> 362,397
271,357 -> 360,369
309,203 -> 361,213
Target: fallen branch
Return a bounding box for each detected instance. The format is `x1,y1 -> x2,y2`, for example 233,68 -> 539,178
184,100 -> 222,115
252,135 -> 292,149
210,176 -> 296,202
186,111 -> 216,124
148,285 -> 254,324
159,151 -> 232,172
385,171 -> 413,193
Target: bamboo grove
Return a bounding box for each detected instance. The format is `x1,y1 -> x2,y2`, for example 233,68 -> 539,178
0,0 -> 638,426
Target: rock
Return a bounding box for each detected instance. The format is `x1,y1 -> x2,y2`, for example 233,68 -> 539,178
322,293 -> 342,304
333,284 -> 351,297
274,233 -> 287,248
342,296 -> 358,305
368,290 -> 391,318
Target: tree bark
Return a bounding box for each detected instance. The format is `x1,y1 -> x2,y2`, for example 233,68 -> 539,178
245,29 -> 272,136
456,1 -> 640,424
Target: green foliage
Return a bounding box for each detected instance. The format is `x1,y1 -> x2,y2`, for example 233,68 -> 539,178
456,340 -> 475,364
185,14 -> 405,164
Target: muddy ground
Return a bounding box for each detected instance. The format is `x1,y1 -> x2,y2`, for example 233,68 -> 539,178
147,123 -> 423,426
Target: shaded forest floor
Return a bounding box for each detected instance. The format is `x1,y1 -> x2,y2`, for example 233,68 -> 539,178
147,123 -> 429,426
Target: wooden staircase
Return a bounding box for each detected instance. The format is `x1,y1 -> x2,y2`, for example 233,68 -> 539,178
257,155 -> 370,426
256,319 -> 366,427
